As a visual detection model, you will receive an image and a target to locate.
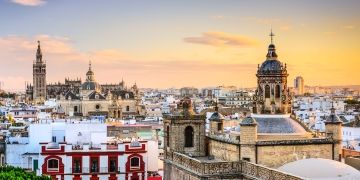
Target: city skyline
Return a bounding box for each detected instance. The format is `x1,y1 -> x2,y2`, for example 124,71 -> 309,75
1,0 -> 360,90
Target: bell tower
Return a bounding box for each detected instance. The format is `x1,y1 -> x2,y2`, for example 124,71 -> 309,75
253,31 -> 291,114
164,98 -> 206,159
33,41 -> 47,103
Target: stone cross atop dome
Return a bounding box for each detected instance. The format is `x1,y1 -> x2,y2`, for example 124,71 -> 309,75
266,29 -> 278,59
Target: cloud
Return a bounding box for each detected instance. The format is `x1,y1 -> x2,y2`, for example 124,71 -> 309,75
344,25 -> 355,30
210,15 -> 226,20
10,0 -> 46,6
184,31 -> 258,47
0,34 -> 260,91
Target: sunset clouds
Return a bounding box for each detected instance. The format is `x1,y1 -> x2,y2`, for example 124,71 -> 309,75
0,34 -> 258,90
0,0 -> 360,90
10,0 -> 45,6
184,32 -> 258,47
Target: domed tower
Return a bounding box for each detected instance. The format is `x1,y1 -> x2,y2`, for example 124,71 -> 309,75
81,61 -> 101,94
325,102 -> 342,161
253,31 -> 291,114
209,103 -> 225,135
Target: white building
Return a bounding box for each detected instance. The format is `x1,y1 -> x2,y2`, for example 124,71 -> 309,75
342,116 -> 360,151
6,120 -> 159,180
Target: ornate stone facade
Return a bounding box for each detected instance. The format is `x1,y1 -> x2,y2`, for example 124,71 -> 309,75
253,32 -> 291,114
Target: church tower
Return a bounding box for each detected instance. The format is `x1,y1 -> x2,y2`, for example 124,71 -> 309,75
164,98 -> 206,159
253,31 -> 291,114
33,41 -> 47,103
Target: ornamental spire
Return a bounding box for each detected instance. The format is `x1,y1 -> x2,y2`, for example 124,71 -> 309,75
266,30 -> 278,59
36,40 -> 43,63
88,60 -> 92,71
269,28 -> 275,44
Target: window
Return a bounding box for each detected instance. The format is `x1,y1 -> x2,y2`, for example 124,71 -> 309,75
275,85 -> 280,98
52,136 -> 56,142
242,158 -> 250,162
166,126 -> 170,147
95,104 -> 100,110
74,106 -> 78,112
73,158 -> 81,173
126,106 -> 130,112
109,157 -> 117,173
265,85 -> 270,98
184,126 -> 194,147
130,157 -> 140,169
48,159 -> 59,171
90,157 -> 99,173
217,123 -> 223,131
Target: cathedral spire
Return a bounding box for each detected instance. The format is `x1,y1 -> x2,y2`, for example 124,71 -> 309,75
36,40 -> 43,63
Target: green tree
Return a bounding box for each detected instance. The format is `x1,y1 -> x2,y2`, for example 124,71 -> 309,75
0,166 -> 50,180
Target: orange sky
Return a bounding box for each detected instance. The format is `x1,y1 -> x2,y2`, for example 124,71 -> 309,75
0,1 -> 359,90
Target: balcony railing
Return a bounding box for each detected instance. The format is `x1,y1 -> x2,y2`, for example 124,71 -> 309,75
72,144 -> 83,150
170,152 -> 302,179
89,144 -> 101,150
106,144 -> 118,150
69,167 -> 122,174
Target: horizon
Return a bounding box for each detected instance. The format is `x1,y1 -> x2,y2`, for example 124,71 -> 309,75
1,0 -> 360,91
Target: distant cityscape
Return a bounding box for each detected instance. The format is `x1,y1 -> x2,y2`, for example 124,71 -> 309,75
0,32 -> 359,180
1,0 -> 360,180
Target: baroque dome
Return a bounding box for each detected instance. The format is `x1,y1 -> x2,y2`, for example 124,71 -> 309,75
259,59 -> 282,72
81,81 -> 100,91
258,43 -> 285,73
278,158 -> 360,179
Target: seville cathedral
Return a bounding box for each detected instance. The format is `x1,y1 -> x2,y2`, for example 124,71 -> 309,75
163,33 -> 343,179
25,41 -> 140,118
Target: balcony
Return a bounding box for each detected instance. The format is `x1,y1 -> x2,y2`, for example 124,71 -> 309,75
106,144 -> 118,150
69,167 -> 121,174
72,144 -> 84,150
89,144 -> 101,150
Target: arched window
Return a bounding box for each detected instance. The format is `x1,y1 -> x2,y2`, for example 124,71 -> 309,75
265,85 -> 270,98
48,159 -> 59,171
275,85 -> 281,98
166,126 -> 170,147
184,126 -> 194,147
130,157 -> 140,169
